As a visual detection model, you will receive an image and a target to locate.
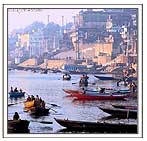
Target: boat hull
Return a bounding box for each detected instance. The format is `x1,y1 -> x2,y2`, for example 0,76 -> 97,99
94,75 -> 119,81
73,94 -> 128,100
8,120 -> 30,133
111,104 -> 137,110
30,107 -> 50,116
63,89 -> 128,100
9,92 -> 25,98
55,118 -> 137,133
99,107 -> 137,119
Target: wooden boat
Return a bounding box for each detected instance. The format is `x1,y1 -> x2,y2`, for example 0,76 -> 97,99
24,100 -> 34,108
30,107 -> 50,116
98,106 -> 137,119
94,75 -> 119,81
63,89 -> 129,100
63,88 -> 130,96
63,74 -> 71,80
8,120 -> 30,133
54,118 -> 137,133
73,93 -> 128,100
111,104 -> 137,110
9,92 -> 25,98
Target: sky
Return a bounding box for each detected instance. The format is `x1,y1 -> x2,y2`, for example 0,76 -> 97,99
8,9 -> 82,33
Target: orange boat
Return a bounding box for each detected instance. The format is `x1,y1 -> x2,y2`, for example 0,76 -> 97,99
24,100 -> 34,108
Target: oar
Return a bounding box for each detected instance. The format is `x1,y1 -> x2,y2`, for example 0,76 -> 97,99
72,82 -> 96,85
46,103 -> 61,108
8,101 -> 25,107
72,82 -> 77,84
49,108 -> 57,113
30,120 -> 53,124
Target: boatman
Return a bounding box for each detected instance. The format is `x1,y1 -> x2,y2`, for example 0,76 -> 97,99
10,87 -> 13,92
13,112 -> 20,120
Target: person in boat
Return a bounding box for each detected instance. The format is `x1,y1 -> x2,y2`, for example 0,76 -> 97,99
40,100 -> 45,109
39,97 -> 42,103
31,95 -> 35,101
14,87 -> 18,92
79,74 -> 89,87
129,82 -> 137,93
34,95 -> 40,107
10,87 -> 13,92
63,73 -> 71,80
13,112 -> 20,120
100,88 -> 105,93
27,95 -> 31,101
20,88 -> 22,93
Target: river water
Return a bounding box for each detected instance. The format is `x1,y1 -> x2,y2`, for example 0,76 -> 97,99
8,70 -> 137,134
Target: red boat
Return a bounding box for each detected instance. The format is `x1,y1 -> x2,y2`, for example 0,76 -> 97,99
63,89 -> 128,100
73,93 -> 128,100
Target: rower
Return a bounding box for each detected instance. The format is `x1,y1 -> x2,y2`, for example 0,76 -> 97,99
13,112 -> 20,120
27,95 -> 31,101
20,88 -> 22,93
100,88 -> 105,93
14,87 -> 18,92
10,87 -> 13,92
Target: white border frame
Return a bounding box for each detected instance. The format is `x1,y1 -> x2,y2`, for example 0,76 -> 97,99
3,4 -> 143,138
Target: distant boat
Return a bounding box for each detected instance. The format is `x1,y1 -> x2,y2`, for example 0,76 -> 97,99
94,75 -> 120,81
63,74 -> 71,80
41,69 -> 48,74
9,92 -> 25,98
55,118 -> 137,133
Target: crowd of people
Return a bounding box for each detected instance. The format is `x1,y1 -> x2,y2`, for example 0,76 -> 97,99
26,95 -> 46,109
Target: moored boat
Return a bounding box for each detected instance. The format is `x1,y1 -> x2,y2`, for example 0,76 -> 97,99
73,93 -> 128,100
54,118 -> 137,133
63,74 -> 71,80
24,100 -> 34,108
98,106 -> 137,119
63,89 -> 129,100
111,104 -> 137,110
8,120 -> 30,133
63,88 -> 130,96
9,92 -> 25,98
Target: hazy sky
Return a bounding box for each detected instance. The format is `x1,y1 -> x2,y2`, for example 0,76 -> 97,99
8,9 -> 83,33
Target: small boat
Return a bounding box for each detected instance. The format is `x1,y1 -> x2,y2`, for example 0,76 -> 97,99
41,69 -> 48,74
94,75 -> 120,81
54,118 -> 137,133
63,89 -> 129,100
9,92 -> 25,98
63,74 -> 71,80
111,104 -> 137,110
29,107 -> 50,116
24,100 -> 34,108
8,120 -> 30,133
63,89 -> 82,95
98,106 -> 137,119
